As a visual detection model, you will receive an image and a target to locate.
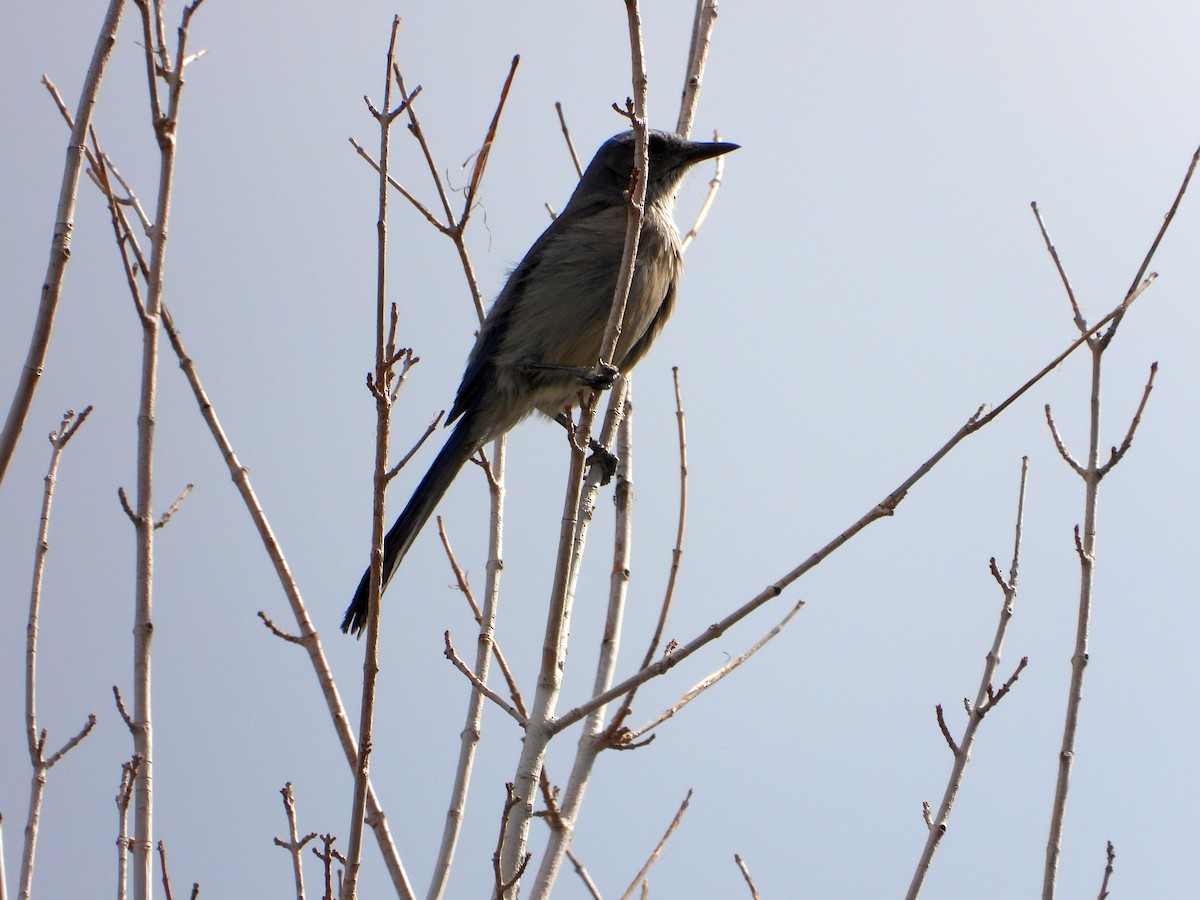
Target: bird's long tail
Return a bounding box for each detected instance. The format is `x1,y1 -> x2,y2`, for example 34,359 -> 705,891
342,415 -> 481,635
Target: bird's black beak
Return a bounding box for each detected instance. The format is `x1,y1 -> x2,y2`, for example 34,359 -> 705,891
683,141 -> 740,165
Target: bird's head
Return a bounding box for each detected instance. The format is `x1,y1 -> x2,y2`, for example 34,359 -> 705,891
580,129 -> 739,207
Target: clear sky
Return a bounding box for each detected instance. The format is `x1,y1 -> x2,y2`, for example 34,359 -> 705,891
2,3 -> 1198,898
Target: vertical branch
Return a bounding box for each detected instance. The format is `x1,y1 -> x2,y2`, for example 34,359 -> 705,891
116,757 -> 140,900
127,6 -> 204,898
20,409 -> 97,900
1035,154 -> 1187,892
1042,344 -> 1104,900
273,784 -> 315,900
343,17 -> 402,900
675,0 -> 718,138
906,459 -> 1030,898
500,7 -> 649,889
427,438 -> 506,900
0,0 -> 124,485
529,397 -> 636,899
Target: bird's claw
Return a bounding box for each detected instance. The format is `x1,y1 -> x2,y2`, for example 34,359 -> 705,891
579,362 -> 619,389
586,440 -> 620,485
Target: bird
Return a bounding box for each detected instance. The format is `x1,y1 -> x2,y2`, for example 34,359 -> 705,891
342,129 -> 738,635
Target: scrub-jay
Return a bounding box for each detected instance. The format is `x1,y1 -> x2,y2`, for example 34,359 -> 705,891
342,129 -> 738,635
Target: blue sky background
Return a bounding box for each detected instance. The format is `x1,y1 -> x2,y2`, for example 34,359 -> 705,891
2,3 -> 1199,897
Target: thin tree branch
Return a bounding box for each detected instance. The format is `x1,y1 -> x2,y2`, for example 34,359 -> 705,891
343,17 -> 403,899
734,853 -> 760,900
1097,841 -> 1115,900
443,632 -> 525,725
554,102 -> 584,178
907,458 -> 1030,898
618,790 -> 693,900
0,0 -> 125,485
1103,141 -> 1200,345
553,296 -> 1141,736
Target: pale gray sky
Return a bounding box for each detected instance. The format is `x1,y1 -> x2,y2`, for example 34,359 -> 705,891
2,3 -> 1198,897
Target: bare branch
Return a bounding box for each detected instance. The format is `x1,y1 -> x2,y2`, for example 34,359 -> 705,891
566,850 -> 603,900
274,783 -> 317,900
1044,405 -> 1085,476
979,656 -> 1029,715
1031,202 -> 1085,332
43,714 -> 98,768
342,17 -> 405,896
436,518 -> 527,713
494,785 -> 532,898
680,137 -> 729,252
154,483 -> 193,529
676,0 -> 719,137
0,0 -> 124,486
1097,841 -> 1116,900
554,101 -> 584,178
906,458 -> 1029,899
443,632 -> 526,725
734,852 -> 761,900
1104,140 -> 1200,345
349,136 -> 445,231
1097,361 -> 1157,477
458,55 -> 521,229
628,597 -> 804,741
619,790 -> 693,900
935,705 -> 959,755
385,410 -> 443,482
257,611 -> 303,645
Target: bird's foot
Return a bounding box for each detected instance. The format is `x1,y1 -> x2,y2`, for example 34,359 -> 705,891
578,361 -> 619,389
586,439 -> 619,485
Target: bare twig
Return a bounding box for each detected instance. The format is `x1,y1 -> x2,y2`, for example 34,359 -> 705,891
436,518 -> 523,708
734,853 -> 760,900
343,18 -> 405,899
565,850 -> 603,900
312,835 -> 342,900
1103,141 -> 1200,345
554,102 -> 584,178
457,55 -> 520,231
675,0 -> 719,138
20,409 -> 98,899
1097,841 -> 1115,900
680,138 -> 729,252
906,458 -> 1029,898
934,705 -> 959,755
274,783 -> 317,900
979,657 -> 1029,714
0,0 -> 124,485
627,597 -> 805,741
1097,362 -> 1157,477
443,633 -> 525,724
116,756 -> 142,900
1044,405 -> 1084,476
154,483 -> 193,529
494,785 -> 532,899
257,611 -> 303,644
385,407 -> 442,481
348,137 -> 443,232
618,789 -> 693,900
1030,202 -> 1084,330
